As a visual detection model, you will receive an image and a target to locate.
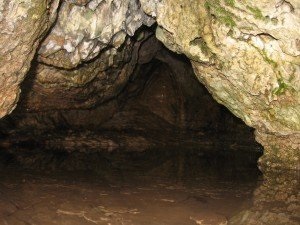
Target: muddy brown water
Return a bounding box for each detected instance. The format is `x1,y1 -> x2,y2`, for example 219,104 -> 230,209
0,171 -> 257,225
0,146 -> 298,225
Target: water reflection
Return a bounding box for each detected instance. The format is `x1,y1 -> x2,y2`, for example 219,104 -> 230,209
0,147 -> 298,225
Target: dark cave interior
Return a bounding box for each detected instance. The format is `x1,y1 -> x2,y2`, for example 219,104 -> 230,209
0,1 -> 298,222
0,35 -> 262,172
0,31 -> 274,225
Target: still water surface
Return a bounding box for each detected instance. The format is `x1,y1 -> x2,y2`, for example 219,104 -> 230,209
0,147 -> 298,225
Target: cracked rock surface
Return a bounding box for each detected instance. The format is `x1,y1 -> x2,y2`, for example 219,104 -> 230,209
21,36 -> 140,111
229,171 -> 300,225
0,0 -> 60,118
141,0 -> 300,170
38,0 -> 154,69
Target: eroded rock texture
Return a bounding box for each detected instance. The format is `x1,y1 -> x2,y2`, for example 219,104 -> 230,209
0,0 -> 299,170
0,0 -> 60,118
1,35 -> 256,156
229,171 -> 300,225
38,0 -> 154,69
0,0 -> 154,119
21,36 -> 140,111
141,0 -> 300,170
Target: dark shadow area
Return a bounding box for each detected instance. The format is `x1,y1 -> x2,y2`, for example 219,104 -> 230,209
3,29 -> 291,225
0,46 -> 263,171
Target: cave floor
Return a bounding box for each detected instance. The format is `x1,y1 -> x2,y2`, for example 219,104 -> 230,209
0,167 -> 258,225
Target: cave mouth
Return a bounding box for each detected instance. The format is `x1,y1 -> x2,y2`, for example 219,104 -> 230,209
0,31 -> 264,224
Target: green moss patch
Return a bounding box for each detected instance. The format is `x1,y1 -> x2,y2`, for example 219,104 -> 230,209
272,78 -> 289,95
224,0 -> 235,7
246,6 -> 266,21
85,9 -> 95,20
205,0 -> 236,28
261,50 -> 278,68
28,0 -> 47,20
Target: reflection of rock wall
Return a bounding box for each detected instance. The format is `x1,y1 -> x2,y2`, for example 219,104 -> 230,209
0,0 -> 60,118
141,0 -> 300,170
229,171 -> 300,225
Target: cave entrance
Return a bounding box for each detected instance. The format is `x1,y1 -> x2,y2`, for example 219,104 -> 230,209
0,32 -> 263,225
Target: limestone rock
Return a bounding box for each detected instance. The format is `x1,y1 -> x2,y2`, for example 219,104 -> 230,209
0,0 -> 60,119
141,0 -> 300,169
229,171 -> 300,225
0,0 -> 299,170
21,37 -> 139,111
38,0 -> 155,69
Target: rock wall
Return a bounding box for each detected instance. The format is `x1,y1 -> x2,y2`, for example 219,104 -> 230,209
140,0 -> 300,170
38,0 -> 154,69
0,0 -> 60,118
19,36 -> 140,111
229,170 -> 299,225
0,0 -> 154,119
0,0 -> 299,170
2,35 -> 245,135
